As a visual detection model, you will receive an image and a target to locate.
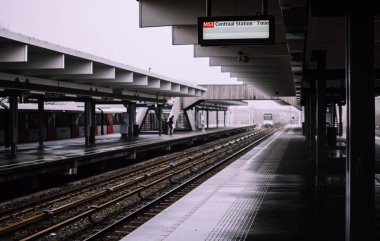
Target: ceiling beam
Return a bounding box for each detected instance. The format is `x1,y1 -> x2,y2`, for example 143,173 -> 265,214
0,43 -> 28,62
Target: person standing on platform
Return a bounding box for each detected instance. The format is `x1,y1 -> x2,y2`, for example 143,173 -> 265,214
167,116 -> 174,135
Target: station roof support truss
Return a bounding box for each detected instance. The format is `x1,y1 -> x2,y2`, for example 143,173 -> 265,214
0,29 -> 206,103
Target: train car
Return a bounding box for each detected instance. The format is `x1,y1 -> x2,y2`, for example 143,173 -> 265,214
0,103 -> 124,144
263,113 -> 273,128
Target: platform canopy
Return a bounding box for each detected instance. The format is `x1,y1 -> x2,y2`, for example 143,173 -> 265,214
138,0 -> 380,105
184,99 -> 247,111
139,0 -> 296,99
0,29 -> 206,103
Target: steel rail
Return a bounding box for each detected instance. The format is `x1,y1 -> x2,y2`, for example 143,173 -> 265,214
0,130 -> 248,223
18,130 -> 270,241
0,131 -> 254,236
83,130 -> 275,241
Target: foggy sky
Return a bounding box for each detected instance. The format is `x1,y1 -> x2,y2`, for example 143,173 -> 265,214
0,0 -> 239,85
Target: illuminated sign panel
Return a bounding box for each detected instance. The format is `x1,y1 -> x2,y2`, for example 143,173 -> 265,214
198,16 -> 275,46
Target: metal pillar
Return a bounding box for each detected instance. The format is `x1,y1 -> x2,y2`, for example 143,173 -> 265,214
315,51 -> 327,168
38,97 -> 44,147
84,100 -> 95,146
128,103 -> 136,140
158,105 -> 162,136
304,96 -> 310,138
338,104 -> 343,136
84,101 -> 89,146
98,108 -> 104,135
314,51 -> 327,236
331,101 -> 336,127
309,79 -> 317,152
206,110 -> 209,129
216,110 -> 219,128
345,3 -> 374,241
90,102 -> 95,144
262,0 -> 268,15
9,94 -> 18,157
206,0 -> 211,17
195,108 -> 198,130
306,101 -> 310,138
224,110 -> 226,127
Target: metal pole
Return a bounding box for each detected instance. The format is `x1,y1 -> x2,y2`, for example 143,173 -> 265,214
309,79 -> 316,152
98,108 -> 104,135
338,104 -> 343,136
89,101 -> 95,144
216,110 -> 219,128
224,110 -> 226,127
195,108 -> 198,130
128,103 -> 135,140
331,101 -> 336,127
158,105 -> 162,136
262,0 -> 268,15
206,0 -> 211,17
304,96 -> 310,138
346,3 -> 374,240
315,50 -> 327,167
314,51 -> 327,238
38,97 -> 44,147
84,100 -> 90,146
9,94 -> 18,157
132,103 -> 137,137
206,110 -> 209,129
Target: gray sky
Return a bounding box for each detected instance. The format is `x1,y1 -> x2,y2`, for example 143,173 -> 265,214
0,0 -> 239,85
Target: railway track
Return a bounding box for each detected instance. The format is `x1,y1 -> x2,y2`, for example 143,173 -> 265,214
0,132 -> 244,225
82,129 -> 275,241
0,128 -> 275,241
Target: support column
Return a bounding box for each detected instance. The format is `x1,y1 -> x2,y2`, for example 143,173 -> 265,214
338,104 -> 343,136
224,110 -> 226,127
315,50 -> 327,168
216,110 -> 219,128
158,105 -> 162,136
314,51 -> 327,236
38,97 -> 44,148
195,108 -> 198,130
83,100 -> 90,146
206,110 -> 209,130
9,94 -> 18,157
84,99 -> 95,146
304,96 -> 310,138
331,101 -> 336,127
309,79 -> 317,153
128,103 -> 136,140
99,108 -> 104,135
89,101 -> 95,144
346,3 -> 374,241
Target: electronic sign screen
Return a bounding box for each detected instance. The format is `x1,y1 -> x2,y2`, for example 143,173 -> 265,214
198,15 -> 275,46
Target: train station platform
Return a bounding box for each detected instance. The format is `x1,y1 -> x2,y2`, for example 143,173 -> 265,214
0,125 -> 254,184
121,124 -> 317,241
121,124 -> 380,241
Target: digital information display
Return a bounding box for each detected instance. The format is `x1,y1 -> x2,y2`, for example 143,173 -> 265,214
198,16 -> 275,46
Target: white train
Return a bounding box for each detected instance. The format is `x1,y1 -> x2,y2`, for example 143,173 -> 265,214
263,113 -> 273,128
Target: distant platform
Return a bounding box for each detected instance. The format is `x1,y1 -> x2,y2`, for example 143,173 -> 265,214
0,125 -> 254,184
